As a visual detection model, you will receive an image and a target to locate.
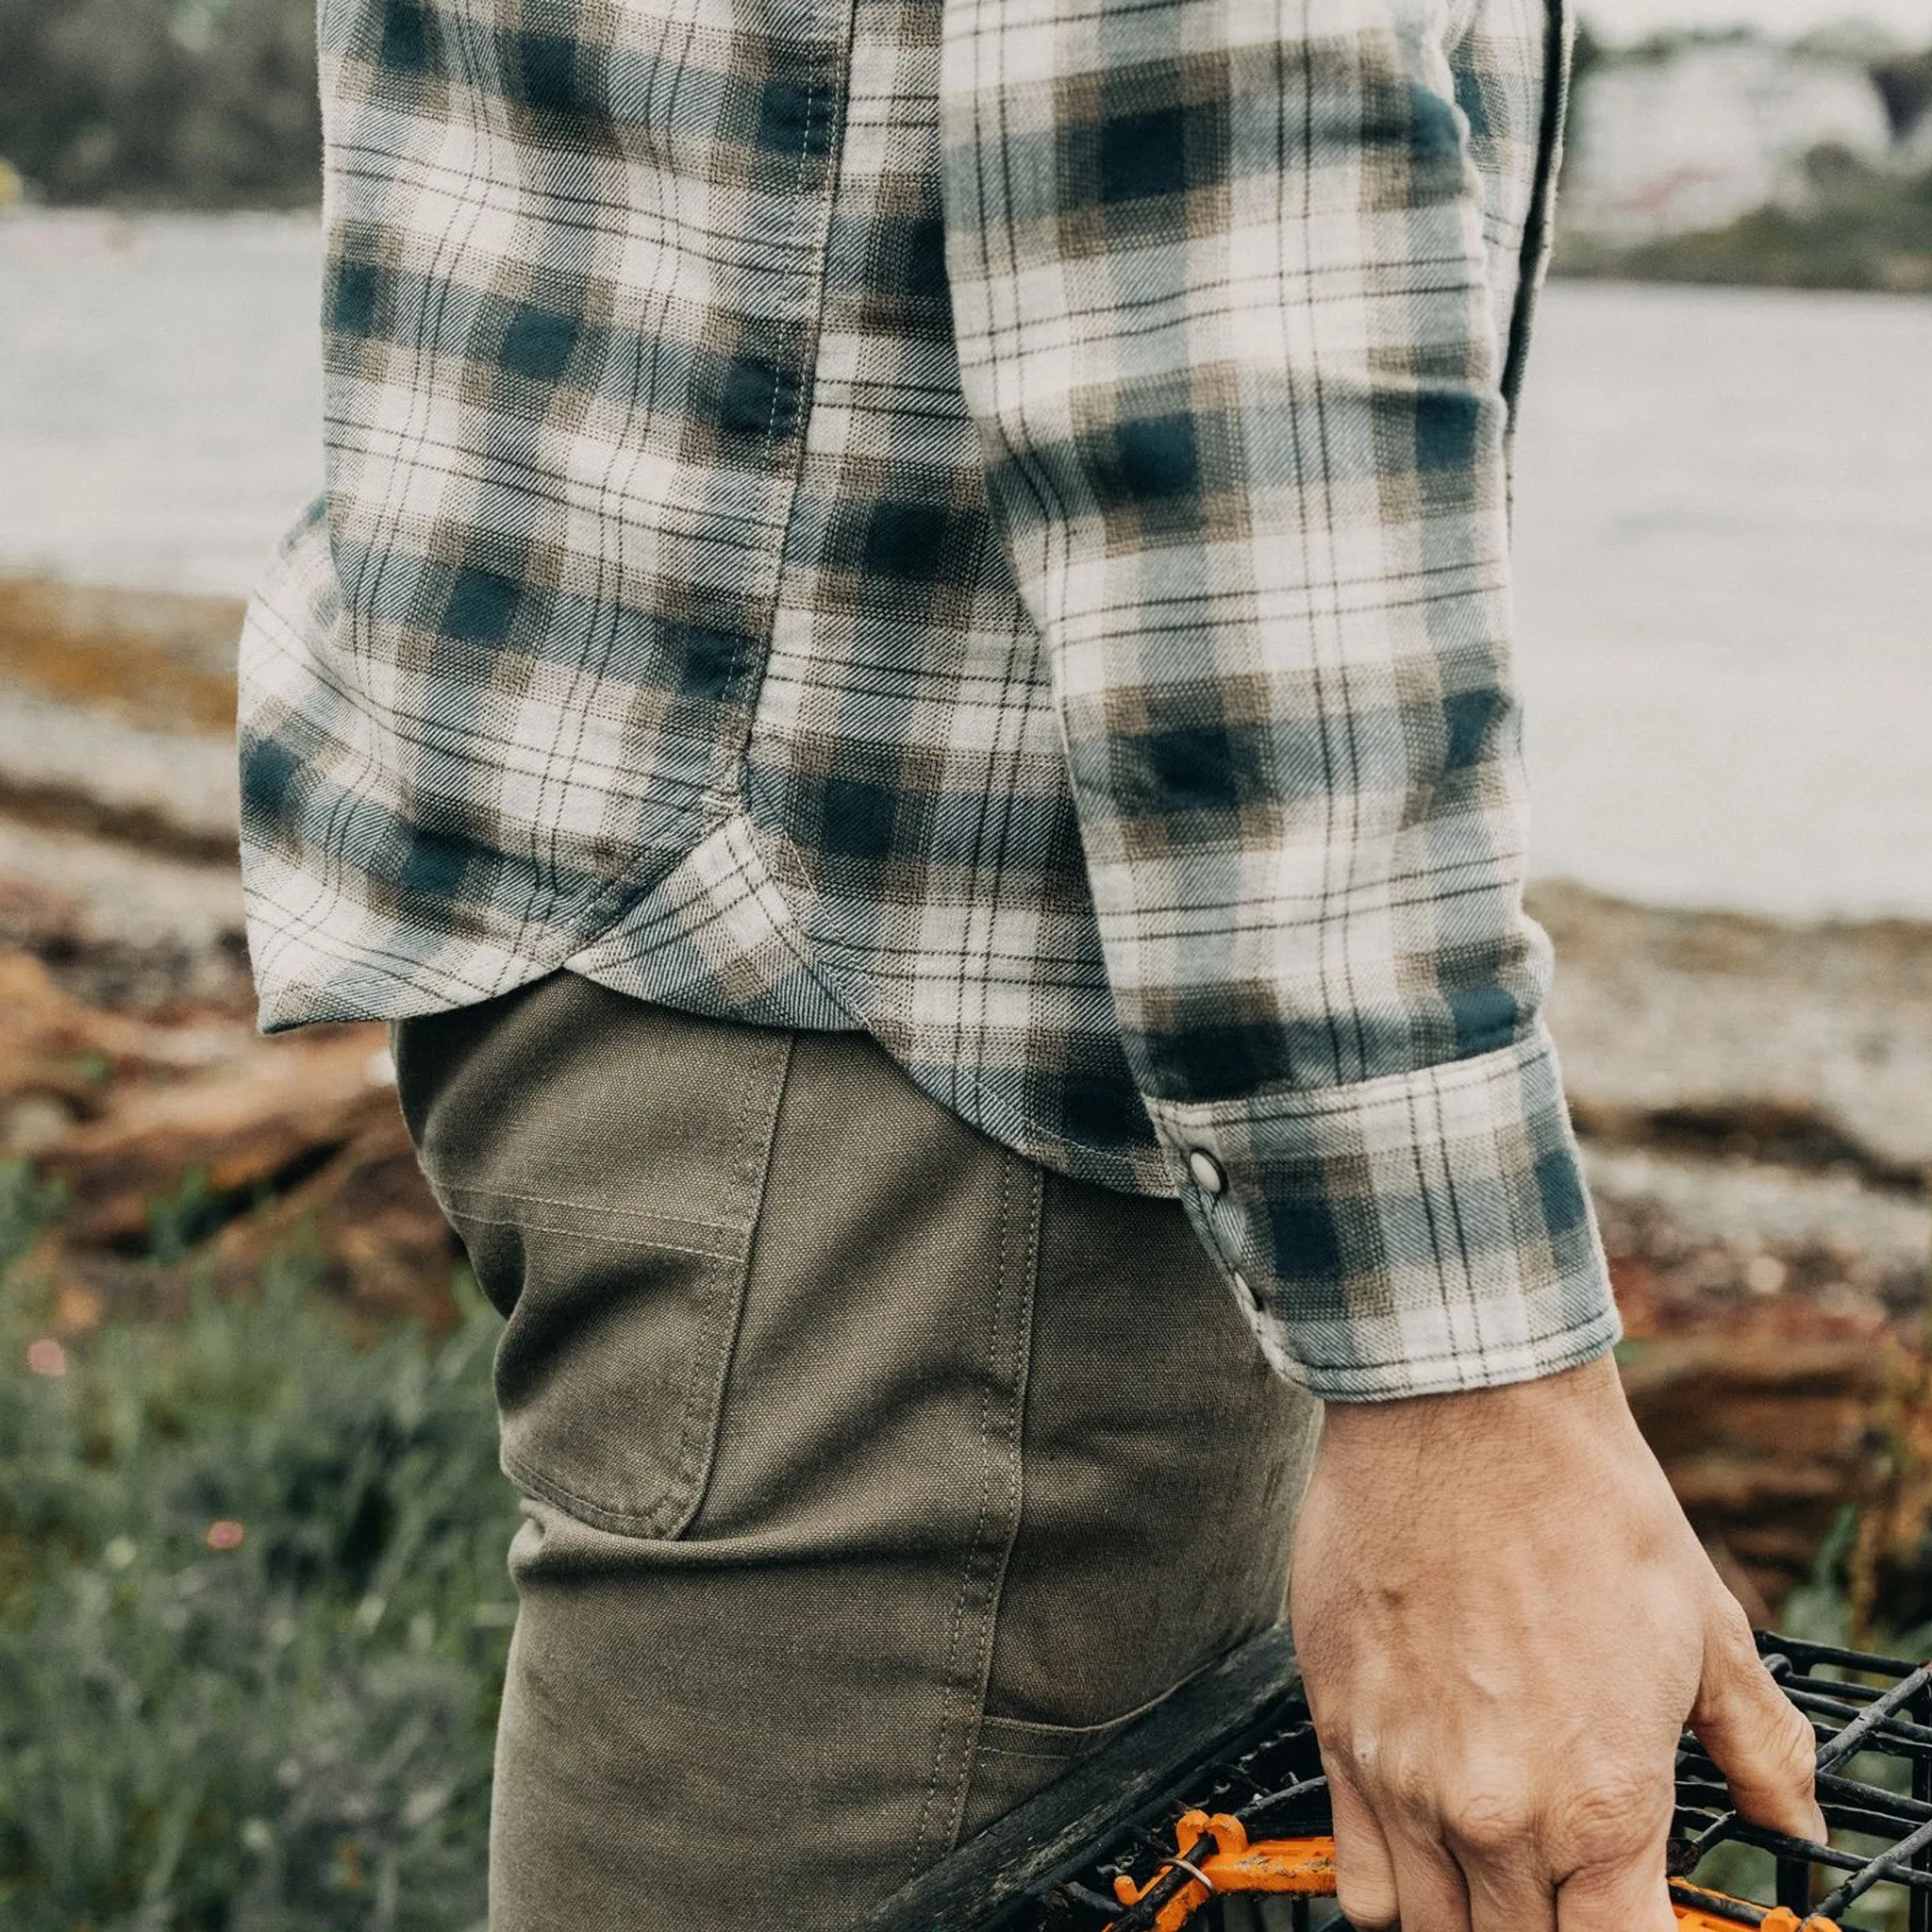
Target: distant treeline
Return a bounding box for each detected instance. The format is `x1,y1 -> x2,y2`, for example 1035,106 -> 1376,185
1,0 -> 1929,241
0,0 -> 321,208
1871,48 -> 1932,141
1556,146 -> 1932,295
1557,25 -> 1932,296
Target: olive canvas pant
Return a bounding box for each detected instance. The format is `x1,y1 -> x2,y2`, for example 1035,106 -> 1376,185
391,971 -> 1322,1930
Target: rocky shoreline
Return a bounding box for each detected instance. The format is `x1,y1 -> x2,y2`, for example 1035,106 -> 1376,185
2,574 -> 1925,1615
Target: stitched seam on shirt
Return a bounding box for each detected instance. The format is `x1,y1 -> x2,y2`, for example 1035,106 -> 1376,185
517,791 -> 739,975
729,804 -> 869,1026
1143,1027 -> 1550,1128
1308,1309 -> 1620,1377
259,812 -> 733,1021
500,0 -> 801,996
715,54 -> 844,796
762,80 -> 813,449
609,54 -> 860,1030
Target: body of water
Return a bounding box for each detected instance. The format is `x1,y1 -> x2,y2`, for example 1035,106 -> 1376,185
0,213 -> 323,599
1,212 -> 1926,922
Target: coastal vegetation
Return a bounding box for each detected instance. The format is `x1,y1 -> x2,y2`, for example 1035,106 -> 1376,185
1555,143 -> 1932,294
0,1166 -> 515,1930
0,1150 -> 1924,1926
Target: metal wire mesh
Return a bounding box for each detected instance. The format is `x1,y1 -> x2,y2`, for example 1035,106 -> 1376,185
974,1631 -> 1932,1932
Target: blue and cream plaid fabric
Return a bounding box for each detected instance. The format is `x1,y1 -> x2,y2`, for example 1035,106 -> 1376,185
238,0 -> 1619,1397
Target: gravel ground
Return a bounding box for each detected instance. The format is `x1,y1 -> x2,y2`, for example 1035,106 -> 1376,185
1535,878 -> 1932,1181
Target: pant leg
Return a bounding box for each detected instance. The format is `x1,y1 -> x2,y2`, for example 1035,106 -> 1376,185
391,971 -> 1322,1930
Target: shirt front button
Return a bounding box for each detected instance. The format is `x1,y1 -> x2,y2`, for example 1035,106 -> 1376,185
1187,1148 -> 1225,1195
1232,1270 -> 1262,1313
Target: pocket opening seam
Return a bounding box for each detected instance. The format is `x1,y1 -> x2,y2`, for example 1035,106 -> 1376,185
972,1739 -> 1120,1764
977,1641 -> 1233,1748
434,1177 -> 750,1240
500,1447 -> 696,1541
438,1203 -> 747,1266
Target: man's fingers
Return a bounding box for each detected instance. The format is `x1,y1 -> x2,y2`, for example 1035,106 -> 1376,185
1545,1762 -> 1679,1932
1554,1853 -> 1677,1932
1462,1863 -> 1557,1932
1691,1602 -> 1829,1841
1328,1764 -> 1401,1931
1444,1790 -> 1557,1932
1388,1827 -> 1474,1932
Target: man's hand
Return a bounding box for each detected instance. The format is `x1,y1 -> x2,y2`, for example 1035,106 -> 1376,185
1288,1352 -> 1825,1932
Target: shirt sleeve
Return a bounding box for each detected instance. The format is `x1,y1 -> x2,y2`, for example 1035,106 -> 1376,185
935,0 -> 1619,1399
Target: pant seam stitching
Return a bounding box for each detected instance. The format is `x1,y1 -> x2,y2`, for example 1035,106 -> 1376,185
908,1153 -> 1011,1874
665,1030 -> 796,1539
432,1177 -> 746,1236
434,1204 -> 743,1264
943,1151 -> 1041,1856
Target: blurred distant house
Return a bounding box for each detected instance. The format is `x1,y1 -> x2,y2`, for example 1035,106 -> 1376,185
1563,39 -> 1898,239
1907,109 -> 1932,171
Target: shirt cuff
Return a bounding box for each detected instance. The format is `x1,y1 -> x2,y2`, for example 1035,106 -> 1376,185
1141,1021 -> 1621,1402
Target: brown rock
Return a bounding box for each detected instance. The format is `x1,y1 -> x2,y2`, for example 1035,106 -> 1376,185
0,948 -> 251,1103
3,937 -> 462,1332
1620,1330 -> 1893,1611
208,1113 -> 465,1336
35,1026 -> 401,1244
0,577 -> 241,735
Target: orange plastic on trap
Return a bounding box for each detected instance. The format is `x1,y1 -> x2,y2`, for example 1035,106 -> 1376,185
1105,1824 -> 1842,1932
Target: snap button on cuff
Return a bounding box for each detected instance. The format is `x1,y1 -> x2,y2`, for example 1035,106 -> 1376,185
1187,1148 -> 1225,1195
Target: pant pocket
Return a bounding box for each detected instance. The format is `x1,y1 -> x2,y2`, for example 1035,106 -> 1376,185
448,1191 -> 760,1537
958,1701 -> 1168,1844
391,974 -> 793,1540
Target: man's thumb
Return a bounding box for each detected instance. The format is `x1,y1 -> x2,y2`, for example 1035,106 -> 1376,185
1689,1602 -> 1827,1843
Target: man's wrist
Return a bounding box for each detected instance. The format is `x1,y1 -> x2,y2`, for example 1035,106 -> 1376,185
1316,1350 -> 1632,1456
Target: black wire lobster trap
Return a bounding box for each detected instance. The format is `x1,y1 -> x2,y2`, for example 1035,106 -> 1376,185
859,1625 -> 1932,1932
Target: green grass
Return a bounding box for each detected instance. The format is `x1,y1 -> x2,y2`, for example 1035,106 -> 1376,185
0,1162 -> 519,1931
2,1155 -> 1926,1928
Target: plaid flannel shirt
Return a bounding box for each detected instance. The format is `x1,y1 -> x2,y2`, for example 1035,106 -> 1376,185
238,0 -> 1619,1398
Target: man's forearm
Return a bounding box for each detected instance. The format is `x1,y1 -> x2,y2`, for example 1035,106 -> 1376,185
937,0 -> 1612,1395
